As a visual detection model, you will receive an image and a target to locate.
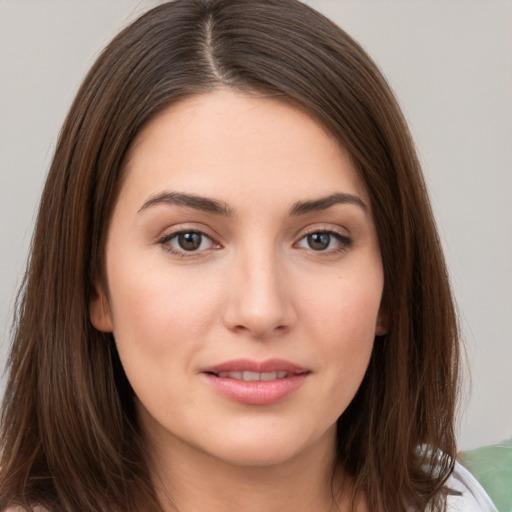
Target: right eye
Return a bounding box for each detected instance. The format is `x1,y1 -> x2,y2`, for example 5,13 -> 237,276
159,230 -> 218,256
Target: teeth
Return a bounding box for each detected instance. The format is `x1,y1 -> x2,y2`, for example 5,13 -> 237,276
216,371 -> 291,381
244,371 -> 262,381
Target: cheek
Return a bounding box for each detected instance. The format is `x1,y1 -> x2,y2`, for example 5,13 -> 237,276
298,263 -> 382,395
105,264 -> 223,416
302,264 -> 383,339
106,258 -> 221,369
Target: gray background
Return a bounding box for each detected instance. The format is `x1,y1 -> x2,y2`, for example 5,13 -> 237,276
1,0 -> 511,451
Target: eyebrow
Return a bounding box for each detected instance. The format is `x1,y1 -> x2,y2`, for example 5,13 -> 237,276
138,191 -> 366,217
289,193 -> 367,216
138,191 -> 233,216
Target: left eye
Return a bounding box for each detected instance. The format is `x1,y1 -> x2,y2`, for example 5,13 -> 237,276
162,231 -> 215,253
296,231 -> 350,251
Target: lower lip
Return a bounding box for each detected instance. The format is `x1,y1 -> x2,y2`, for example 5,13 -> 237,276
203,373 -> 308,405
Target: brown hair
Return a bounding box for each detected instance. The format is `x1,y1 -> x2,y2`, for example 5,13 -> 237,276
0,1 -> 459,511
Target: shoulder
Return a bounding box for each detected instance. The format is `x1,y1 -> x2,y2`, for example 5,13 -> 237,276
444,460 -> 498,511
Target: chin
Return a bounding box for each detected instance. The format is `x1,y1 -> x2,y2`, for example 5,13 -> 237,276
199,422 -> 336,469
210,441 -> 308,468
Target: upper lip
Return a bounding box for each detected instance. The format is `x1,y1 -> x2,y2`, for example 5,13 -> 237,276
201,358 -> 309,375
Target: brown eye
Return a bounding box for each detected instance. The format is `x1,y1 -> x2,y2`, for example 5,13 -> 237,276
296,230 -> 352,252
160,230 -> 217,255
307,233 -> 330,251
177,232 -> 203,251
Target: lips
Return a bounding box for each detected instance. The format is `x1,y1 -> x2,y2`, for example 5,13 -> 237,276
201,359 -> 309,405
216,370 -> 291,381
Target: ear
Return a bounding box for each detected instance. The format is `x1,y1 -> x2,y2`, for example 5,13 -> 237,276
375,308 -> 388,337
90,281 -> 113,332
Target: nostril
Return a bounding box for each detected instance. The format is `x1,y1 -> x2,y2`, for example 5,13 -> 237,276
221,276 -> 297,338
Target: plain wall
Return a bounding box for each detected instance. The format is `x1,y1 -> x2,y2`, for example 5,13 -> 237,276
0,0 -> 511,451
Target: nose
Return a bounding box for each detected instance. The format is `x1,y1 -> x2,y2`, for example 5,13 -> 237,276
221,248 -> 297,339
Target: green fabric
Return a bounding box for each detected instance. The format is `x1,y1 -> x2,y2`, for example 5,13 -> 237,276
459,438 -> 512,512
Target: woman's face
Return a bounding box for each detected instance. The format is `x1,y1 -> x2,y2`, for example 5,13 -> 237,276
91,90 -> 386,468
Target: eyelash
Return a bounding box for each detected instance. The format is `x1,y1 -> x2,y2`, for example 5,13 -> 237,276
157,227 -> 352,257
295,228 -> 352,254
157,229 -> 220,258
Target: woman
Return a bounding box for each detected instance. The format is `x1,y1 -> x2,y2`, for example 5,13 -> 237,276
0,1 -> 497,511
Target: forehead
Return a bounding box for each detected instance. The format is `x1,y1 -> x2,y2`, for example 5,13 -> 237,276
120,89 -> 369,209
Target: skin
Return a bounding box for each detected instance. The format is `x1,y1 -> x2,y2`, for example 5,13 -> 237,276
91,89 -> 385,512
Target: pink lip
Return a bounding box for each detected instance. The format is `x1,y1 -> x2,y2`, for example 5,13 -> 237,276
202,358 -> 308,374
201,358 -> 309,406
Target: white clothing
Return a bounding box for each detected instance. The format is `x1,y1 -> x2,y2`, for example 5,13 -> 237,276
444,461 -> 498,511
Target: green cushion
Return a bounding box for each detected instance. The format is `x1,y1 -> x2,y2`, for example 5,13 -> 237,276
459,438 -> 512,512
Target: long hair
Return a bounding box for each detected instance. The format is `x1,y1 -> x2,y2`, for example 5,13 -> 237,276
0,1 -> 459,510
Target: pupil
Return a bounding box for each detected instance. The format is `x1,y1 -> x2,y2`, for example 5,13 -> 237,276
178,232 -> 201,251
308,233 -> 330,250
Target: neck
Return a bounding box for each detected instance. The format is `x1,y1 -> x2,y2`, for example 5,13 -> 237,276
143,424 -> 349,512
